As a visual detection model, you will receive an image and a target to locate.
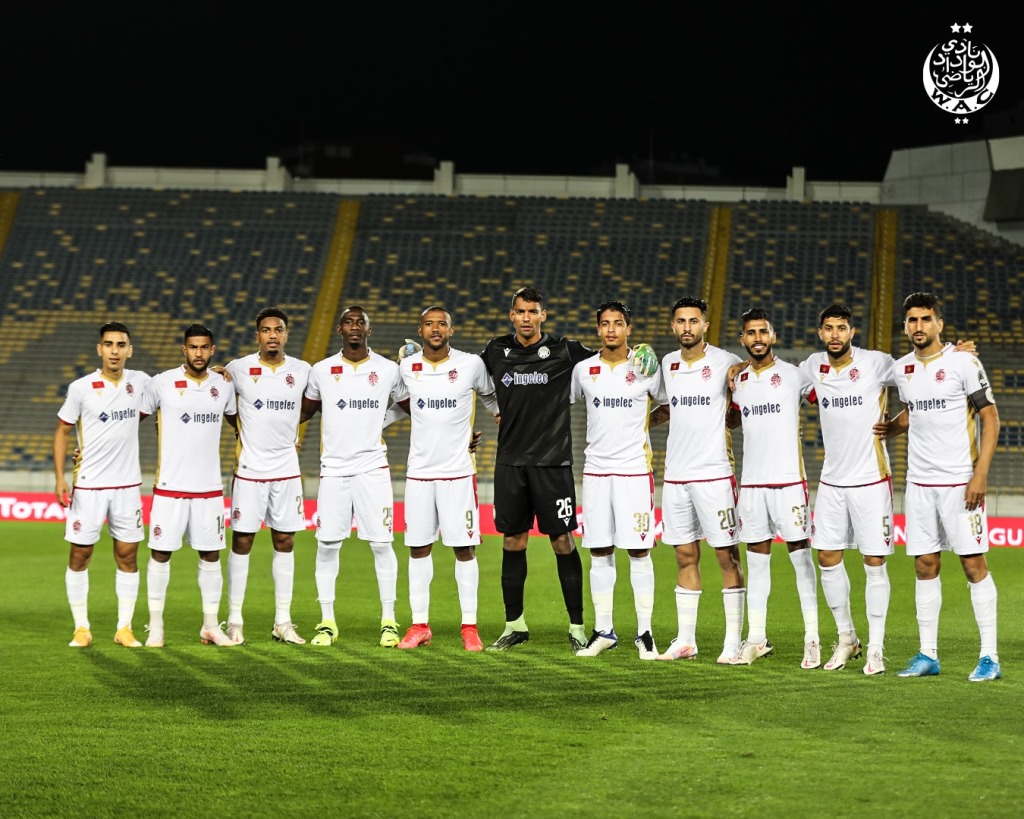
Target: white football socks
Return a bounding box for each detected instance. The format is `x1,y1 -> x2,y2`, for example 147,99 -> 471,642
455,558 -> 479,625
65,567 -> 89,629
408,553 -> 434,624
370,542 -> 398,622
114,569 -> 139,630
629,554 -> 655,636
227,551 -> 250,624
589,554 -> 616,634
272,550 -> 295,625
315,544 -> 340,622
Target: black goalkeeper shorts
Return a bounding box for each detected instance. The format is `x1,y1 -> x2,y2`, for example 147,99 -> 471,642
492,464 -> 578,536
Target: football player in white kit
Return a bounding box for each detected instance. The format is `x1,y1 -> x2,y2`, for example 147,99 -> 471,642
54,322 -> 151,648
387,306 -> 497,652
302,306 -> 404,648
649,297 -> 746,664
878,292 -> 1000,682
570,301 -> 662,660
801,304 -> 896,675
224,308 -> 312,646
727,309 -> 820,668
141,325 -> 237,647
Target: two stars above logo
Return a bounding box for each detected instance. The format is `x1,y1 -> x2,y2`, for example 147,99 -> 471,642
950,23 -> 973,33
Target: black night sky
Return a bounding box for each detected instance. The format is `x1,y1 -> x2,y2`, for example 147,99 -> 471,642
5,4 -> 1024,185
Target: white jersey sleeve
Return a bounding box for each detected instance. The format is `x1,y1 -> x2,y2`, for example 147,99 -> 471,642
895,349 -> 994,484
660,345 -> 741,482
57,369 -> 150,489
731,357 -> 813,486
801,347 -> 893,486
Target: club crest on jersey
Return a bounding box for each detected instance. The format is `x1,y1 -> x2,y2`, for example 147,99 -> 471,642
770,373 -> 782,388
153,525 -> 162,539
537,346 -> 550,359
625,370 -> 636,384
72,519 -> 81,533
935,369 -> 946,383
448,369 -> 458,383
368,372 -> 379,387
286,374 -> 295,388
126,382 -> 134,395
210,386 -> 219,400
701,366 -> 712,381
232,509 -> 241,522
849,368 -> 860,382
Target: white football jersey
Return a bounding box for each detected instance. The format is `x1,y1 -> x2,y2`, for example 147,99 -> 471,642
226,354 -> 311,480
658,344 -> 741,482
400,348 -> 495,479
570,351 -> 660,474
731,357 -> 815,486
57,369 -> 151,489
801,347 -> 894,486
894,348 -> 995,484
140,367 -> 236,494
305,350 -> 402,477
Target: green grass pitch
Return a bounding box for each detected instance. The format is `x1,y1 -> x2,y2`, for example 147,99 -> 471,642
2,521 -> 1022,817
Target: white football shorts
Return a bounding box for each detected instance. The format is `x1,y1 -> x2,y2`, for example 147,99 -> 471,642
65,485 -> 144,545
661,476 -> 739,548
230,475 -> 305,533
812,479 -> 894,556
148,493 -> 226,552
738,482 -> 811,544
404,475 -> 481,548
580,473 -> 656,551
905,482 -> 989,557
315,469 -> 394,546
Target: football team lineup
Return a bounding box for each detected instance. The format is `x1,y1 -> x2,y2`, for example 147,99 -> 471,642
54,287 -> 1002,682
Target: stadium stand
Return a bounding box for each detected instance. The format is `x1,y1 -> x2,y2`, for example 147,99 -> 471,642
0,187 -> 337,476
1,188 -> 1019,499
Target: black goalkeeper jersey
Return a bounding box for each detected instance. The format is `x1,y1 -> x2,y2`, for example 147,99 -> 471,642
481,333 -> 595,467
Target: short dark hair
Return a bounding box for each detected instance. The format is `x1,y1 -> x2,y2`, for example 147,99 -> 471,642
596,300 -> 631,325
818,303 -> 853,327
183,324 -> 215,345
99,321 -> 131,341
740,307 -> 771,328
671,297 -> 708,318
903,291 -> 942,319
338,305 -> 370,327
420,304 -> 451,321
511,286 -> 544,308
255,307 -> 288,329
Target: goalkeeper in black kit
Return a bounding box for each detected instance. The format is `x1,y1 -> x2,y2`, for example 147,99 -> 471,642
480,286 -> 659,651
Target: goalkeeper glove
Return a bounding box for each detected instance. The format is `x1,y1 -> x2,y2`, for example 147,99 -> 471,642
398,339 -> 422,359
631,343 -> 659,377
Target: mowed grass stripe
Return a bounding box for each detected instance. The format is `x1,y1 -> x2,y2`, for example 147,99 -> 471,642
2,522 -> 1021,817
